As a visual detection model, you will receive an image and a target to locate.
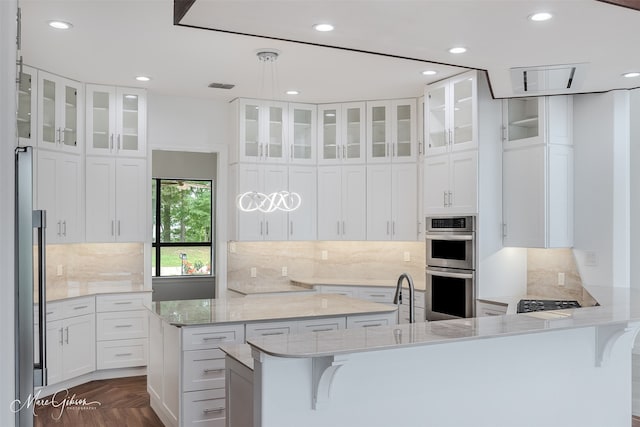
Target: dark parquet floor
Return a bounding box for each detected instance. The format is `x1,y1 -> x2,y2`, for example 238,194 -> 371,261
33,376 -> 163,427
633,415 -> 640,427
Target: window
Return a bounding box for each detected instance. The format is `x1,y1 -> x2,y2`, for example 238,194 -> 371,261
152,179 -> 213,277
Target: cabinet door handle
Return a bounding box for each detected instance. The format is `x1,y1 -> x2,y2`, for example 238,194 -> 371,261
57,220 -> 61,236
266,221 -> 269,236
502,223 -> 508,237
114,324 -> 133,328
60,128 -> 66,145
290,144 -> 293,159
202,407 -> 224,415
113,301 -> 132,305
449,129 -> 453,147
260,331 -> 285,336
59,328 -> 63,345
117,134 -> 121,150
342,221 -> 345,236
290,220 -> 293,236
73,305 -> 88,310
202,336 -> 225,342
392,221 -> 396,235
203,368 -> 224,374
394,142 -> 397,157
342,145 -> 346,160
62,220 -> 66,236
260,221 -> 263,236
448,191 -> 453,207
110,133 -> 114,151
117,220 -> 121,236
443,191 -> 447,207
386,221 -> 390,235
111,220 -> 115,236
64,326 -> 69,344
337,221 -> 340,236
311,328 -> 334,332
56,128 -> 61,144
362,323 -> 383,328
115,353 -> 133,357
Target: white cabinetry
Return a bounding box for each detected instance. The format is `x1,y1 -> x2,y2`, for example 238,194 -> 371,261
85,156 -> 147,242
37,70 -> 83,153
288,103 -> 316,164
502,95 -> 573,248
96,293 -> 149,370
367,163 -> 418,241
234,99 -> 287,164
17,65 -> 38,146
86,85 -> 147,157
476,300 -> 508,317
288,166 -> 317,240
424,150 -> 477,214
318,102 -> 366,164
367,99 -> 417,163
46,297 -> 96,385
317,165 -> 367,240
36,150 -> 83,243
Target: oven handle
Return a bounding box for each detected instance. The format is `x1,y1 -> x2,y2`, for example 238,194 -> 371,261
426,268 -> 474,279
425,234 -> 473,241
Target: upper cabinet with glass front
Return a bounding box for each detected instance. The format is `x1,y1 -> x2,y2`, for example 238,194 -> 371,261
318,102 -> 366,165
37,70 -> 83,154
235,99 -> 288,164
288,103 -> 316,164
17,65 -> 38,146
366,99 -> 416,163
86,85 -> 147,157
425,70 -> 478,156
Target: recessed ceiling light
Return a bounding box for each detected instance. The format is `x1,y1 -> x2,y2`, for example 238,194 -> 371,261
623,72 -> 640,78
135,76 -> 151,82
448,47 -> 467,54
48,20 -> 73,30
313,23 -> 334,32
422,70 -> 437,76
125,95 -> 138,99
286,90 -> 300,95
529,12 -> 553,22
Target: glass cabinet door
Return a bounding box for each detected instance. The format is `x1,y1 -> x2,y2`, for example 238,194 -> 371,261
320,106 -> 339,163
368,103 -> 388,161
344,103 -> 364,162
394,101 -> 413,159
119,90 -> 140,152
17,66 -> 37,145
505,97 -> 540,143
451,77 -> 474,147
40,77 -> 57,147
426,85 -> 447,153
88,87 -> 114,152
242,102 -> 261,159
62,83 -> 78,149
266,105 -> 284,161
290,104 -> 315,162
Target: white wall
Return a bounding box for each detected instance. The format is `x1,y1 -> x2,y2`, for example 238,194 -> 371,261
631,89 -> 640,290
1,1 -> 17,425
573,91 -> 630,287
147,93 -> 231,292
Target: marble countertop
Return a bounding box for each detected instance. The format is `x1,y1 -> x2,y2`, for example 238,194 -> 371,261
247,286 -> 640,359
45,282 -> 149,302
228,281 -> 315,296
290,277 -> 426,291
149,293 -> 397,326
221,344 -> 254,370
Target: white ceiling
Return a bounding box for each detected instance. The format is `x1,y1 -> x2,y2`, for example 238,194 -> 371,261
21,0 -> 640,104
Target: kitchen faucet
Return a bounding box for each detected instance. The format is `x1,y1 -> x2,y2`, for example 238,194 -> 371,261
394,273 -> 415,323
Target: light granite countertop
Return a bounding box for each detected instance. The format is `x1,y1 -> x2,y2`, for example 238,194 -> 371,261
45,281 -> 149,302
221,344 -> 254,370
246,286 -> 640,359
149,293 -> 397,326
290,277 -> 426,291
228,281 -> 315,296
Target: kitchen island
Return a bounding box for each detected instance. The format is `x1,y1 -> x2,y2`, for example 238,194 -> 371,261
146,293 -> 397,427
246,286 -> 640,427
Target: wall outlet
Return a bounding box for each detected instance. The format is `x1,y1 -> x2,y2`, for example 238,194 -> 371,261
281,266 -> 288,277
585,251 -> 597,266
404,251 -> 411,262
250,267 -> 257,278
321,250 -> 328,260
229,242 -> 237,253
558,272 -> 565,286
56,265 -> 63,276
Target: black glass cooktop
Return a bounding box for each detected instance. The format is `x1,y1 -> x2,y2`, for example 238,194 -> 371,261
517,299 -> 581,313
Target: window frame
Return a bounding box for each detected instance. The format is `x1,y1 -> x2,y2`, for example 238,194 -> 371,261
152,178 -> 213,278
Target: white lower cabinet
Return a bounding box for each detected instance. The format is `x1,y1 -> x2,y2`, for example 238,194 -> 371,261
476,300 -> 508,317
95,293 -> 149,370
245,320 -> 298,338
346,312 -> 397,328
297,317 -> 346,333
183,349 -> 226,392
183,388 -> 226,427
46,297 -> 96,385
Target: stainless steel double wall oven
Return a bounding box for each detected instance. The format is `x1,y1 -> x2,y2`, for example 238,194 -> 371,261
425,216 -> 476,320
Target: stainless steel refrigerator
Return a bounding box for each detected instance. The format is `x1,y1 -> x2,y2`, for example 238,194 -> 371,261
15,146 -> 47,427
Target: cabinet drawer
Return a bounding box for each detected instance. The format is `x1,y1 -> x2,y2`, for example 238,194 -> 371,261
96,310 -> 148,341
399,306 -> 425,323
61,297 -> 95,319
476,301 -> 508,317
297,317 -> 346,333
96,338 -> 147,369
96,293 -> 150,312
402,291 -> 425,309
45,301 -> 65,322
358,288 -> 395,305
183,389 -> 226,427
183,349 -> 226,392
317,285 -> 357,297
182,324 -> 244,351
347,312 -> 396,329
245,321 -> 297,339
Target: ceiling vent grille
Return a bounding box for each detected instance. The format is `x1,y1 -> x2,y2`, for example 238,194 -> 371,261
511,63 -> 586,95
208,82 -> 235,90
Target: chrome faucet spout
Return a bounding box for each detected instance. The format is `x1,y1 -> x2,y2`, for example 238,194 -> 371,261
394,273 -> 415,323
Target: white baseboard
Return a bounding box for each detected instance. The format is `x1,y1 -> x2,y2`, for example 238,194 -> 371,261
36,366 -> 147,398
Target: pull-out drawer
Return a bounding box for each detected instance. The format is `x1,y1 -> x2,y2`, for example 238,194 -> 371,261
96,310 -> 148,341
358,288 -> 395,305
316,285 -> 357,297
245,321 -> 297,339
183,388 -> 226,427
96,338 -> 147,369
297,317 -> 346,333
96,293 -> 150,312
346,312 -> 397,329
182,324 -> 244,351
183,349 -> 226,392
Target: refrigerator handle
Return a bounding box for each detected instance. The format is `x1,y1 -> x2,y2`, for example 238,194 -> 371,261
33,210 -> 47,387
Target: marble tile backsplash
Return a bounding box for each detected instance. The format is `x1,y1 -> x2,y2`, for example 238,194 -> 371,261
228,241 -> 425,287
46,243 -> 145,291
